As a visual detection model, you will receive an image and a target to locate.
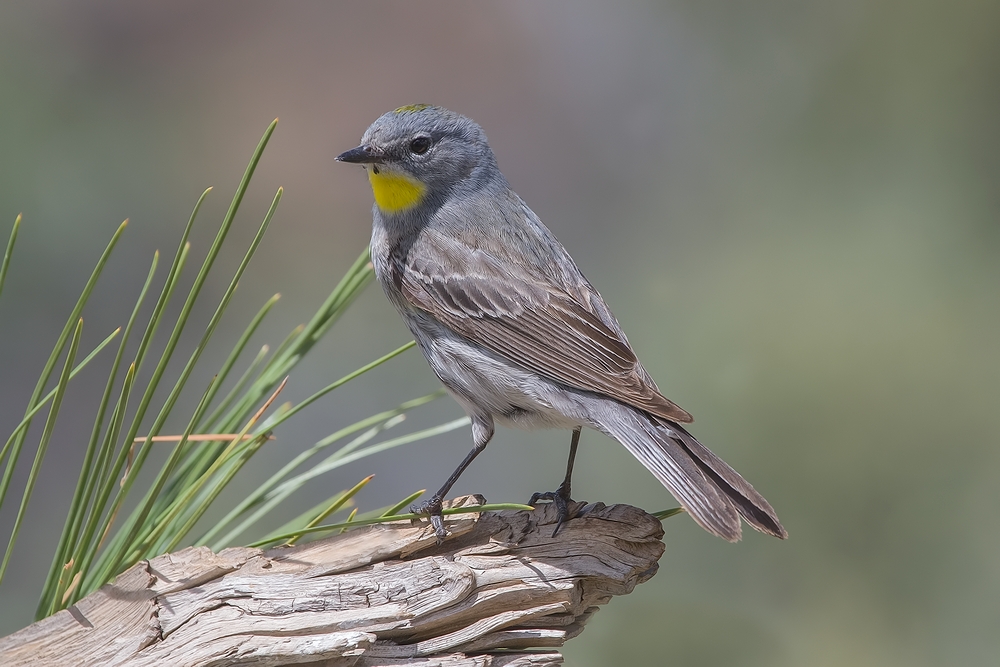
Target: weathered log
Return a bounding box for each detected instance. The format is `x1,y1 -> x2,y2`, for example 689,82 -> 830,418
0,497 -> 665,666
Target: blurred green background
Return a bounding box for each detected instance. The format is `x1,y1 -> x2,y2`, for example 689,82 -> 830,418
1,1 -> 998,664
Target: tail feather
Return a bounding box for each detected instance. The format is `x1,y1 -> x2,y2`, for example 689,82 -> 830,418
594,407 -> 786,541
670,422 -> 787,539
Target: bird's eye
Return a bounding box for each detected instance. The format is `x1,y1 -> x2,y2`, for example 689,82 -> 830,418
409,136 -> 431,155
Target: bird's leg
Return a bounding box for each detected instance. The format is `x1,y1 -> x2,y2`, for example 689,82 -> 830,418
412,417 -> 494,540
529,426 -> 581,536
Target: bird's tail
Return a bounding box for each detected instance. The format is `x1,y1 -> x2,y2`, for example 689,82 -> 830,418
594,407 -> 787,542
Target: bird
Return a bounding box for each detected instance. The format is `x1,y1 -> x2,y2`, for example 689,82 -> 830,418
336,104 -> 786,542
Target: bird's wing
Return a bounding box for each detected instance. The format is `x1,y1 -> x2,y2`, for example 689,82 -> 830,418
400,233 -> 693,423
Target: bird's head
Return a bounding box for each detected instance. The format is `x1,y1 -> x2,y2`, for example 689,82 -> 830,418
337,105 -> 497,215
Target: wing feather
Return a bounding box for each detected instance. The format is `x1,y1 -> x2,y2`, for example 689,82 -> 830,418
402,236 -> 693,423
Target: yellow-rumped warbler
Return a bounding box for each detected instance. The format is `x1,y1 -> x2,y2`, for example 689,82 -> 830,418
337,105 -> 786,542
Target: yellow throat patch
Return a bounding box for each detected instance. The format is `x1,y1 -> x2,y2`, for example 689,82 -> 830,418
368,169 -> 426,213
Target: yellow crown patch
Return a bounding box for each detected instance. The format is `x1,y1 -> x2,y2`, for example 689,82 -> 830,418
393,104 -> 432,114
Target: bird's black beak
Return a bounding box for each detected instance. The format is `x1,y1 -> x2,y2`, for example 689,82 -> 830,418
336,144 -> 383,164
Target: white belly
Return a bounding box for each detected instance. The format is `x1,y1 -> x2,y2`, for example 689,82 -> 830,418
408,312 -> 587,432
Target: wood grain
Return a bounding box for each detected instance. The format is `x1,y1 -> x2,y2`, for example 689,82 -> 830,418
0,497 -> 665,666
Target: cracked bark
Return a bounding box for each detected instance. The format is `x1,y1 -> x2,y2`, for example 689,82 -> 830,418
0,497 -> 665,666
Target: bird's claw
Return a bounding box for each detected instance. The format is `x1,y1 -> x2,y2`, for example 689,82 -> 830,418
410,498 -> 448,542
528,483 -> 574,537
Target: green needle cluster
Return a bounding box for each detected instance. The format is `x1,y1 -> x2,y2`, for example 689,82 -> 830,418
0,121 -> 464,621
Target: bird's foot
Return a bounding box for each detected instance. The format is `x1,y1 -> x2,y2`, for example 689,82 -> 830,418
410,497 -> 447,542
529,483 -> 575,537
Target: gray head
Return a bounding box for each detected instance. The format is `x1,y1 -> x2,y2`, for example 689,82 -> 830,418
337,105 -> 501,214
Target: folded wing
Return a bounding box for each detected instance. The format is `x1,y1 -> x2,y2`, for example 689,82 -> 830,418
401,234 -> 693,423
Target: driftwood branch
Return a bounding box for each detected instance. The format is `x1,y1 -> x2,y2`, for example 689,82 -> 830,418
0,497 -> 665,666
